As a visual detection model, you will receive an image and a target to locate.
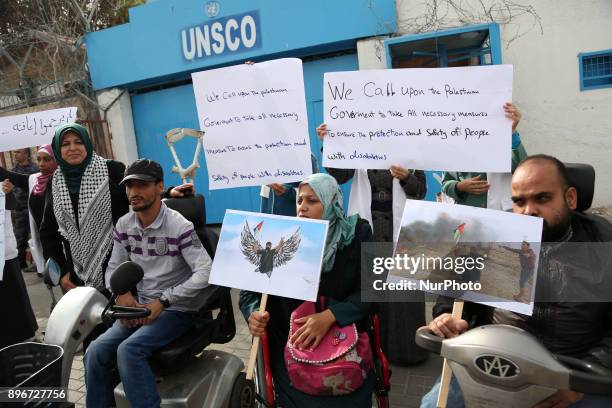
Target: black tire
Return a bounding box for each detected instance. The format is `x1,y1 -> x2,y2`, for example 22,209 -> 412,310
229,372 -> 255,408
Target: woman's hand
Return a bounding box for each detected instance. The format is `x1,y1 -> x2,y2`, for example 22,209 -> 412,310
290,309 -> 336,351
389,165 -> 411,181
169,183 -> 194,197
504,102 -> 522,133
315,123 -> 328,140
248,310 -> 270,337
270,183 -> 287,195
60,274 -> 77,292
2,179 -> 14,194
456,175 -> 490,195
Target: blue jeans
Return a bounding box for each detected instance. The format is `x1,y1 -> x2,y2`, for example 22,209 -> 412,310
84,310 -> 194,408
420,374 -> 612,408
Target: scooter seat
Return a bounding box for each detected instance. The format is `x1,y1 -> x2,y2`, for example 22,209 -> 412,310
151,316 -> 217,374
151,286 -> 235,374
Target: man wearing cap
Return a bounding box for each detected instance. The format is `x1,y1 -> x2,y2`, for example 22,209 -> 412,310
84,159 -> 212,408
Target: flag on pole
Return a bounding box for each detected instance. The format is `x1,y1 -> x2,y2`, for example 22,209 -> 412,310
253,221 -> 264,238
453,223 -> 466,242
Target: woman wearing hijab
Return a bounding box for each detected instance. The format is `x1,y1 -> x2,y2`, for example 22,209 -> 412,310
316,123 -> 428,365
40,123 -> 129,294
0,180 -> 38,348
0,144 -> 58,274
239,173 -> 375,408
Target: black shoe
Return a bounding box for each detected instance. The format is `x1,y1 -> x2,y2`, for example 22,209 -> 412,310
22,264 -> 37,273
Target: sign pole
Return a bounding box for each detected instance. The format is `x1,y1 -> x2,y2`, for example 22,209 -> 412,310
246,293 -> 268,380
436,299 -> 464,408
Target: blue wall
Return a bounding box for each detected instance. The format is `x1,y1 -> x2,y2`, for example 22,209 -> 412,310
85,0 -> 396,90
131,54 -> 359,223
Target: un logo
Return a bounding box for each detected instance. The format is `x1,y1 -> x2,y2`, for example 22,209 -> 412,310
205,1 -> 220,18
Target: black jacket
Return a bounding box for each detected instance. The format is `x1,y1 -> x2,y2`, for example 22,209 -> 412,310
433,211 -> 612,368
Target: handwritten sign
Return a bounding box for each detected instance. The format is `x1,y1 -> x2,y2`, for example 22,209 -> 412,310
0,192 -> 5,280
192,58 -> 312,189
323,65 -> 513,172
0,107 -> 77,151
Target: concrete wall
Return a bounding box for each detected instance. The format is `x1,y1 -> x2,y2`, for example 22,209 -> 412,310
97,88 -> 139,165
357,0 -> 612,205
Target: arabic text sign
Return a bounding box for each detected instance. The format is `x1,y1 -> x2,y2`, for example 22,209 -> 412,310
0,107 -> 78,151
0,192 -> 5,280
192,58 -> 312,189
323,65 -> 513,172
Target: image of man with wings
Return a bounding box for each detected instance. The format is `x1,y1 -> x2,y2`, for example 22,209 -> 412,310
240,220 -> 301,278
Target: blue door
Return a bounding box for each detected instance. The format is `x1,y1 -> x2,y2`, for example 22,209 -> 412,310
131,53 -> 358,223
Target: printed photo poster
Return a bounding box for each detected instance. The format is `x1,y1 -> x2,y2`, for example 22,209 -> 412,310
390,200 -> 543,315
192,58 -> 312,190
323,65 -> 513,172
210,210 -> 329,301
0,107 -> 77,151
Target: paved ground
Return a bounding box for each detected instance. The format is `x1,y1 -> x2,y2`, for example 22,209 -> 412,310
26,274 -> 441,407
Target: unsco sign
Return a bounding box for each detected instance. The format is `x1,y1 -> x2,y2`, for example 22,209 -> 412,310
181,11 -> 261,61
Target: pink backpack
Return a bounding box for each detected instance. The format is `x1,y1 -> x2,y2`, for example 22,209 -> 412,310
284,299 -> 373,396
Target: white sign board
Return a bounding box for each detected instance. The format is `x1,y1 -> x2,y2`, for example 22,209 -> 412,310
210,210 -> 329,301
192,58 -> 312,189
323,65 -> 513,172
0,107 -> 77,151
0,192 -> 5,280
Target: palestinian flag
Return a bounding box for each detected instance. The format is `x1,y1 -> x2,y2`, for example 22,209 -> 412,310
253,221 -> 264,237
453,223 -> 466,242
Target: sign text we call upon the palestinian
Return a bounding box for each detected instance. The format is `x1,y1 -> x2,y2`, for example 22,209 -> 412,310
323,65 -> 513,172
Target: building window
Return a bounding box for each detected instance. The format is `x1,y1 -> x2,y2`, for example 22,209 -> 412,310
579,50 -> 612,91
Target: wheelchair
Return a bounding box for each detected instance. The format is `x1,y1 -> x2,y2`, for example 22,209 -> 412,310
252,311 -> 391,408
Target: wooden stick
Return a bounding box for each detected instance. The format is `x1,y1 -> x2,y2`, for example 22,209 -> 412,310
246,293 -> 268,380
436,299 -> 464,408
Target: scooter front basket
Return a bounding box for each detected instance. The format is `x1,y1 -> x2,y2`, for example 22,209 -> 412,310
0,342 -> 64,406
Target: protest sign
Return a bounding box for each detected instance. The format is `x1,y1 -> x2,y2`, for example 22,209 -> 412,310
0,192 -> 5,279
192,58 -> 312,189
210,210 -> 328,301
388,200 -> 542,316
323,65 -> 513,172
0,107 -> 77,151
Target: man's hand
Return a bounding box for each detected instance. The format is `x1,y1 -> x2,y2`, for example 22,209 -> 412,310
270,183 -> 287,195
60,274 -> 77,292
533,390 -> 584,408
316,123 -> 328,140
2,179 -> 14,194
290,309 -> 337,351
457,175 -> 490,195
248,311 -> 270,337
140,299 -> 165,325
169,183 -> 194,198
425,313 -> 469,338
117,293 -> 146,327
390,165 -> 411,181
504,102 -> 522,133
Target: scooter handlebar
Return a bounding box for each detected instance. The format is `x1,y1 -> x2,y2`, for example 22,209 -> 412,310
415,327 -> 612,395
415,327 -> 442,355
105,305 -> 151,320
555,354 -> 612,395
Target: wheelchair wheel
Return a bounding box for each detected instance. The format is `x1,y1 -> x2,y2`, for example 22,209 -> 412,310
229,372 -> 255,408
